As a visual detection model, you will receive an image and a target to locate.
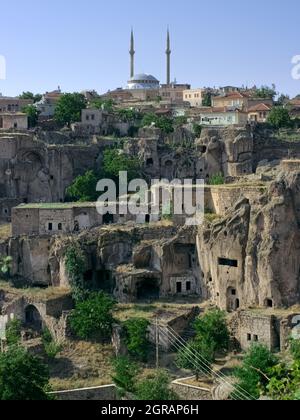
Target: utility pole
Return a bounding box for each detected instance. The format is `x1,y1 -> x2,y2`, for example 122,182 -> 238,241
156,317 -> 159,369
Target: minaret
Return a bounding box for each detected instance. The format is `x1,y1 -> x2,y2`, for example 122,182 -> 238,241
129,29 -> 135,79
166,29 -> 171,85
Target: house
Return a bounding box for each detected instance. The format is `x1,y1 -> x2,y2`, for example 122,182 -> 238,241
0,95 -> 33,112
35,89 -> 62,119
0,112 -> 28,130
183,88 -> 205,107
194,107 -> 248,126
160,83 -> 191,104
248,103 -> 272,123
212,92 -> 273,111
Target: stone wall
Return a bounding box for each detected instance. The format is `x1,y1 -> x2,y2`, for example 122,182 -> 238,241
49,384 -> 116,401
171,379 -> 213,400
205,185 -> 267,216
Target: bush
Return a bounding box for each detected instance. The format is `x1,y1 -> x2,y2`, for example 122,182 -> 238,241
233,344 -> 278,400
6,319 -> 22,346
0,345 -> 51,400
135,370 -> 178,401
290,338 -> 300,361
111,356 -> 139,394
70,292 -> 115,340
123,318 -> 150,361
208,173 -> 224,185
42,329 -> 62,360
193,123 -> 202,138
64,243 -> 88,302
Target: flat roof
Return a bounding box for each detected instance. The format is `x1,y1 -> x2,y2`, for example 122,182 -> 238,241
15,202 -> 97,210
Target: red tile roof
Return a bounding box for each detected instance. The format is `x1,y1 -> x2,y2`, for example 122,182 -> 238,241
248,103 -> 272,112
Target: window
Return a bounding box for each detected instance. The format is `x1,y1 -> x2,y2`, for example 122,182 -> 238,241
86,115 -> 90,121
91,114 -> 95,120
14,123 -> 18,128
218,258 -> 238,268
186,281 -> 191,292
247,334 -> 251,342
58,223 -> 62,231
231,289 -> 237,296
48,223 -> 53,231
254,335 -> 258,342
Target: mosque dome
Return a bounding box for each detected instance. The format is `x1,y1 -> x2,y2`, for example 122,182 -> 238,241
127,73 -> 160,90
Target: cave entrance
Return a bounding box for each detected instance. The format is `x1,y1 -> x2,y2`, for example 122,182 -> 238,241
83,269 -> 115,294
136,278 -> 160,301
103,212 -> 114,225
24,305 -> 42,331
95,270 -> 115,293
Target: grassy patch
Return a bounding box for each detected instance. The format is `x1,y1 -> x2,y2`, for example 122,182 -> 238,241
0,224 -> 12,240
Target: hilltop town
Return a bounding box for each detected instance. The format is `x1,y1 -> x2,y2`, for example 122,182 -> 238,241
1,30 -> 300,401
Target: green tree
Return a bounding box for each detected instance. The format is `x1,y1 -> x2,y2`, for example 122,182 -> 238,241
70,292 -> 115,340
0,255 -> 13,278
194,308 -> 229,356
123,318 -> 150,361
202,92 -> 212,107
90,98 -> 115,112
266,361 -> 300,400
255,85 -> 277,99
135,370 -> 178,401
267,107 -> 291,129
111,356 -> 139,394
5,319 -> 22,346
117,108 -> 142,123
277,94 -> 290,106
173,116 -> 187,127
176,339 -> 214,373
54,93 -> 87,126
233,344 -> 278,400
66,170 -> 99,202
19,92 -> 42,103
141,113 -> 174,134
102,148 -> 142,182
0,345 -> 51,400
22,105 -> 39,128
64,243 -> 88,302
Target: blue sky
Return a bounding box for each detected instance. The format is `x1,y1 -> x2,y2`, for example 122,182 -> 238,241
1,0 -> 300,97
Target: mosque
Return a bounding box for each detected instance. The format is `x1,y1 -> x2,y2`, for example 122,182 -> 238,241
126,29 -> 172,90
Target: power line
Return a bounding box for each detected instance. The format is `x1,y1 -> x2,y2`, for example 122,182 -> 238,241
158,324 -> 255,401
165,325 -> 255,401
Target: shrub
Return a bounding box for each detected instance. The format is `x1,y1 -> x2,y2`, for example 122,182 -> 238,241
66,170 -> 99,202
64,243 -> 88,302
135,370 -> 178,401
208,173 -> 224,185
176,339 -> 214,373
6,319 -> 22,346
42,329 -> 62,360
70,292 -> 115,340
290,338 -> 300,361
123,318 -> 150,361
193,123 -> 202,138
111,356 -> 139,394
